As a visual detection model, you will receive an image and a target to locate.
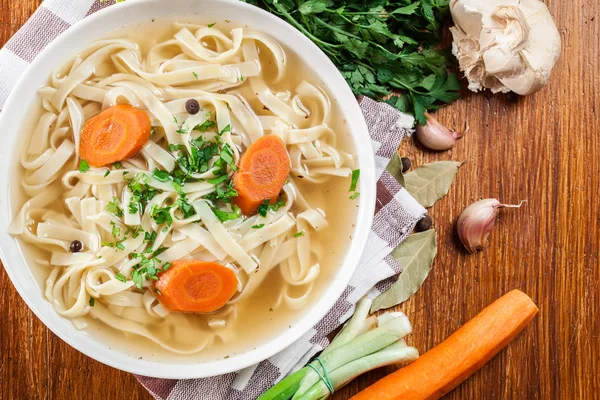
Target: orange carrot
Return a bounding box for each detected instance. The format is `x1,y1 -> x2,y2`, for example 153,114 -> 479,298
79,104 -> 151,167
351,289 -> 539,400
233,135 -> 290,215
154,260 -> 238,313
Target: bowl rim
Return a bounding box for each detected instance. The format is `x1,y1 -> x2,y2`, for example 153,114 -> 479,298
0,0 -> 376,379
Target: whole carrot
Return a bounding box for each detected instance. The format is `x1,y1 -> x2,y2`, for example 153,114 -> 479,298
351,289 -> 539,400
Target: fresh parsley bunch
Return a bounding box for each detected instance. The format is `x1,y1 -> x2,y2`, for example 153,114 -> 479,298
243,0 -> 460,124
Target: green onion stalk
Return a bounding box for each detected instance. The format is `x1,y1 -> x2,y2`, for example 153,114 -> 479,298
257,298 -> 419,400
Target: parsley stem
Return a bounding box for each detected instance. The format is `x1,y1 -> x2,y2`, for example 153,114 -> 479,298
270,3 -> 342,52
312,16 -> 401,60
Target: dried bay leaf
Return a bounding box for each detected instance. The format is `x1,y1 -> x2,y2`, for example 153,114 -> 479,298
404,161 -> 462,208
386,153 -> 406,187
371,229 -> 437,312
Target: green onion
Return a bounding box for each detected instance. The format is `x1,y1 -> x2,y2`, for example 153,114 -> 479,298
349,169 -> 360,192
258,298 -> 418,400
88,297 -> 95,307
294,231 -> 305,238
208,22 -> 216,28
192,71 -> 199,80
115,273 -> 126,283
349,192 -> 360,200
103,170 -> 110,178
115,240 -> 126,251
252,224 -> 265,229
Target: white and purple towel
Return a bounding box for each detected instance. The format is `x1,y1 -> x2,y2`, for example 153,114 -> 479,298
0,1 -> 426,399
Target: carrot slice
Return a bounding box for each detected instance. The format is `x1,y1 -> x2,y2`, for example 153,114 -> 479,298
351,289 -> 539,400
79,104 -> 151,167
154,261 -> 238,313
233,135 -> 290,215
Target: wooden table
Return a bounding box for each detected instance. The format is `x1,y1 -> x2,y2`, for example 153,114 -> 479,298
1,1 -> 598,399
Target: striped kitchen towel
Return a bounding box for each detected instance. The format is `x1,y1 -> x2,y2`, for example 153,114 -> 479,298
0,1 -> 426,399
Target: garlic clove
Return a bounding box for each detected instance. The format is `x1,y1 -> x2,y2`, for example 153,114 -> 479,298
457,199 -> 526,254
415,112 -> 463,151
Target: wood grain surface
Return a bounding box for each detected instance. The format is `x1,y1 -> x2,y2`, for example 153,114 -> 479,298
1,1 -> 598,399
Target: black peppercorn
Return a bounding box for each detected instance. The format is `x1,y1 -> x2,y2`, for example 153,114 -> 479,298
401,157 -> 411,173
185,99 -> 200,115
415,215 -> 433,232
505,92 -> 519,103
69,240 -> 83,253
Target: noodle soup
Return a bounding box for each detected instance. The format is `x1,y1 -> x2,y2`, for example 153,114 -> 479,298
9,19 -> 358,361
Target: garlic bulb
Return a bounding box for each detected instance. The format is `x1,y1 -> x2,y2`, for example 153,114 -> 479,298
449,0 -> 561,95
457,199 -> 526,254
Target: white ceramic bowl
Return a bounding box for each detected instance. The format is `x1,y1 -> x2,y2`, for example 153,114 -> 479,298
0,0 -> 375,378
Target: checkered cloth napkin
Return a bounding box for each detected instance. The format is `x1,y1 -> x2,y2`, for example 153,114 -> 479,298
0,1 -> 426,398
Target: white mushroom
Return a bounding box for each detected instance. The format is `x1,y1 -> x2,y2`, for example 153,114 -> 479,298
449,0 -> 562,95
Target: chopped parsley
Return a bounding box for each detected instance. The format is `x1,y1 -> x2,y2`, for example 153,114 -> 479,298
129,251 -> 170,289
208,22 -> 216,28
126,173 -> 158,214
102,237 -> 126,251
128,200 -> 139,214
208,174 -> 228,185
293,231 -> 305,238
219,124 -> 231,135
112,161 -> 123,169
144,231 -> 157,246
115,273 -> 127,283
258,199 -> 286,217
194,118 -> 216,133
106,197 -> 124,217
252,223 -> 265,229
110,222 -> 121,238
176,197 -> 196,219
103,170 -> 110,178
79,160 -> 90,173
192,71 -> 199,80
123,225 -> 142,238
152,168 -> 170,182
88,297 -> 95,307
168,144 -> 186,152
212,205 -> 241,222
150,205 -> 173,227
